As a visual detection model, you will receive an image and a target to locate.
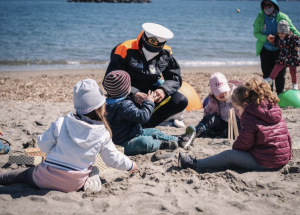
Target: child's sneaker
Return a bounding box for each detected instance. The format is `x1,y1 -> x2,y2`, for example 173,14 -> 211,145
186,125 -> 205,138
263,77 -> 273,85
293,83 -> 298,90
178,152 -> 197,170
174,119 -> 186,128
178,132 -> 196,149
84,166 -> 101,192
160,140 -> 178,150
185,125 -> 196,135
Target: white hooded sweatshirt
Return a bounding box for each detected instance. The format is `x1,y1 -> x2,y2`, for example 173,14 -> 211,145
38,112 -> 133,171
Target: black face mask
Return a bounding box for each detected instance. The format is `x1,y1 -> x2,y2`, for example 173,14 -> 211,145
142,32 -> 166,53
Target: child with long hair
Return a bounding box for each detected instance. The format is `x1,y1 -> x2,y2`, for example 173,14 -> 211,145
103,70 -> 195,155
179,78 -> 292,171
0,79 -> 136,192
186,72 -> 238,138
264,20 -> 300,90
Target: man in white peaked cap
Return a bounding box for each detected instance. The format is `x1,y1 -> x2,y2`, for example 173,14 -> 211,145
104,23 -> 188,128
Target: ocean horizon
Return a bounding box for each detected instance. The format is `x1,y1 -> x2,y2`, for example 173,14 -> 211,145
1,0 -> 299,71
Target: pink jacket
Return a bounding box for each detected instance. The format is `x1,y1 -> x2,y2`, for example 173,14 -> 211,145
204,84 -> 236,122
232,101 -> 292,168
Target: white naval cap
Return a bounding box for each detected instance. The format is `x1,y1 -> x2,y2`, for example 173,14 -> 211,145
142,23 -> 174,42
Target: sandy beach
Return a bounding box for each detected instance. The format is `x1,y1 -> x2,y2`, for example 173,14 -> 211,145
1,66 -> 300,215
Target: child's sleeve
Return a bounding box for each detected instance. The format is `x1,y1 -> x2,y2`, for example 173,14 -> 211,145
121,100 -> 155,124
296,35 -> 300,47
232,116 -> 256,151
99,139 -> 134,171
272,36 -> 280,47
37,121 -> 58,154
204,98 -> 216,116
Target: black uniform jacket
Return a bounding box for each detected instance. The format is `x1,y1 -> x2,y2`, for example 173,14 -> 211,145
105,31 -> 182,98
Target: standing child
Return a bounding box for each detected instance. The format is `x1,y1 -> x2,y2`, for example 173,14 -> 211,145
0,79 -> 136,192
179,78 -> 292,171
103,71 -> 195,155
186,72 -> 238,138
264,20 -> 300,90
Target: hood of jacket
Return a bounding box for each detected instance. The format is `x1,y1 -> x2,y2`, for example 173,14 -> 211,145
65,112 -> 108,149
260,0 -> 279,12
243,101 -> 282,125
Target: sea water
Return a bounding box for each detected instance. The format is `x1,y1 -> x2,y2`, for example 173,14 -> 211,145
0,0 -> 299,71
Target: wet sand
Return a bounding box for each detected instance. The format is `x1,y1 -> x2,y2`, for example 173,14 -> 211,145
0,66 -> 300,215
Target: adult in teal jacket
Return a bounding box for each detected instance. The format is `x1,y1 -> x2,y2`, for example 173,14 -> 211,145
253,0 -> 300,95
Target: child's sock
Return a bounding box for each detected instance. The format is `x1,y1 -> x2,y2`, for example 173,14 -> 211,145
293,83 -> 298,90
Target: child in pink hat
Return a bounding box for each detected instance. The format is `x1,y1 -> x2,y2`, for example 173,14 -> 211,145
186,72 -> 239,138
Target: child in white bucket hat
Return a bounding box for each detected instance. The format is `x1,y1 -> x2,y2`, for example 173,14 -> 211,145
0,79 -> 136,192
186,72 -> 240,138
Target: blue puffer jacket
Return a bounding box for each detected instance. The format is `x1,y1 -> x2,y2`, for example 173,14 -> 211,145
106,99 -> 155,146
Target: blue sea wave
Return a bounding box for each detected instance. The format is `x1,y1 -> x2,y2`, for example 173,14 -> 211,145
0,0 -> 299,71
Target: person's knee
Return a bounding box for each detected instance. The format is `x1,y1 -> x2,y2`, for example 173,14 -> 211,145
201,114 -> 217,126
127,136 -> 157,154
128,136 -> 149,148
172,92 -> 187,107
219,150 -> 235,161
178,94 -> 188,109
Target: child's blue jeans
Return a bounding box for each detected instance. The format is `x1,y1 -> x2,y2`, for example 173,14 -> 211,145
123,128 -> 177,156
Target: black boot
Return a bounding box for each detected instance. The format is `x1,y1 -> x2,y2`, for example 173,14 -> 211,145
159,140 -> 178,150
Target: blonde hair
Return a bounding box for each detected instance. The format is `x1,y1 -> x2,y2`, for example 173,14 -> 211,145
232,78 -> 279,107
84,103 -> 112,137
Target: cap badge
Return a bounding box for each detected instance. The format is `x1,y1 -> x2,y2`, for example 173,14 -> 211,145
148,37 -> 159,46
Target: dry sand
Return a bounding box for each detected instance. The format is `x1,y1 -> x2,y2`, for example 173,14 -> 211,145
0,66 -> 300,215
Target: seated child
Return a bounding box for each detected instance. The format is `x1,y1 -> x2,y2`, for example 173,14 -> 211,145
0,79 -> 136,192
179,78 -> 292,171
186,72 -> 239,138
103,70 -> 195,155
264,20 -> 300,90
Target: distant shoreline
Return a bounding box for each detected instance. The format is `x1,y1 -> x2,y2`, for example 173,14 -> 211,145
0,65 -> 262,80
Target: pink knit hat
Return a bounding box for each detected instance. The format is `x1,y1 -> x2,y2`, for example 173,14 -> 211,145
103,70 -> 131,98
209,72 -> 230,96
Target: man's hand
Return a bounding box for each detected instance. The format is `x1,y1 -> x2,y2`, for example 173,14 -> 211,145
267,34 -> 275,43
153,89 -> 166,103
134,92 -> 147,106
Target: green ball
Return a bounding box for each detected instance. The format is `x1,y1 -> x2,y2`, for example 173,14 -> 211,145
278,90 -> 300,108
